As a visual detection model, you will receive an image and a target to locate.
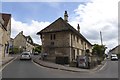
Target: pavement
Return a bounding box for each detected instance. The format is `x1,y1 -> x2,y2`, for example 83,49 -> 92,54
0,56 -> 15,68
0,55 -> 107,73
33,56 -> 107,73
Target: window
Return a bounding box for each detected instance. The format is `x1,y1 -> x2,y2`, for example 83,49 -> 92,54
50,34 -> 52,40
77,49 -> 79,55
85,43 -> 87,49
53,34 -> 56,40
51,42 -> 54,45
73,50 -> 75,60
74,35 -> 75,41
50,34 -> 56,40
77,37 -> 79,42
81,40 -> 83,45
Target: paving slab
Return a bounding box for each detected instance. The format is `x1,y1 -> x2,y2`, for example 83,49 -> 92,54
33,57 -> 107,72
0,57 -> 14,68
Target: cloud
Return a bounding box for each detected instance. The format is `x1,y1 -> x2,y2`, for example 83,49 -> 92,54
10,0 -> 119,52
11,18 -> 50,44
69,0 -> 119,50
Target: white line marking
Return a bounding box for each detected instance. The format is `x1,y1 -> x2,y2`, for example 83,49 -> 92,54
89,61 -> 107,73
98,61 -> 107,72
1,57 -> 17,71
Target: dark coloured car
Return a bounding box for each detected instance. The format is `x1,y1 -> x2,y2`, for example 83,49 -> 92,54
33,52 -> 39,55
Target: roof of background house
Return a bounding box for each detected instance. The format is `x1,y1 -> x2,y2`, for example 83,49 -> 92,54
109,45 -> 120,52
0,13 -> 11,31
14,31 -> 34,45
25,35 -> 33,44
10,38 -> 14,41
37,17 -> 92,46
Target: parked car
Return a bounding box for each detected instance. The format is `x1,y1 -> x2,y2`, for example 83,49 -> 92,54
40,53 -> 48,60
111,54 -> 118,60
20,52 -> 32,60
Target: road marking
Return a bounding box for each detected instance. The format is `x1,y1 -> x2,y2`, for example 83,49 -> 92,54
93,61 -> 107,73
89,61 -> 107,73
1,57 -> 17,71
99,61 -> 107,71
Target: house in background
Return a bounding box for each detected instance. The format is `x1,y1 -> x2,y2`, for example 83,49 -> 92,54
13,31 -> 35,53
9,38 -> 14,54
37,11 -> 92,63
109,45 -> 120,58
0,13 -> 11,59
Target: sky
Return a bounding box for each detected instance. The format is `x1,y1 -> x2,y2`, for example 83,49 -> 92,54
1,0 -> 119,53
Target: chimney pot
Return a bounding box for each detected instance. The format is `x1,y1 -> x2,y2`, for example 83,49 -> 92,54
77,24 -> 80,32
64,11 -> 68,22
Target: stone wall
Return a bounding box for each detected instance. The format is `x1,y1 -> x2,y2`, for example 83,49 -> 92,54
0,16 -> 11,59
13,33 -> 26,49
41,31 -> 92,63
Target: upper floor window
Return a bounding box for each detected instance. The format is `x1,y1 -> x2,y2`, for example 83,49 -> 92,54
53,34 -> 56,40
50,34 -> 52,40
74,35 -> 75,41
81,40 -> 83,45
50,34 -> 56,40
85,43 -> 86,49
77,37 -> 79,42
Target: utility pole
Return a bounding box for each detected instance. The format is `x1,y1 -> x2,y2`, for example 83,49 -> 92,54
100,31 -> 103,45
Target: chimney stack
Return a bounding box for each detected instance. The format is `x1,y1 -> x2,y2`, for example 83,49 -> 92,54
20,31 -> 23,34
77,24 -> 80,32
64,11 -> 68,22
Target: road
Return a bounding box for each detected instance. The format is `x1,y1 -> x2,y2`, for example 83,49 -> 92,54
2,55 -> 118,78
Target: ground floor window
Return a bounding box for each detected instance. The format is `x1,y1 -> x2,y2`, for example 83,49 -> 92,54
77,49 -> 79,55
72,49 -> 75,60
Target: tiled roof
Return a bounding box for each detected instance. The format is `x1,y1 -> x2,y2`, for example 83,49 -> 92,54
110,45 -> 120,52
25,36 -> 33,44
37,17 -> 70,33
14,31 -> 34,45
0,13 -> 11,31
37,17 -> 92,46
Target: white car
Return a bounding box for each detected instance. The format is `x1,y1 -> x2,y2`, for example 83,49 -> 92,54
20,52 -> 32,60
111,54 -> 118,60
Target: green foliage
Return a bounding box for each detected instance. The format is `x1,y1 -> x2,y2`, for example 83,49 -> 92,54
92,44 -> 107,58
13,47 -> 19,54
33,46 -> 41,53
9,48 -> 13,53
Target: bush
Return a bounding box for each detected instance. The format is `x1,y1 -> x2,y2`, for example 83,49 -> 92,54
13,47 -> 19,54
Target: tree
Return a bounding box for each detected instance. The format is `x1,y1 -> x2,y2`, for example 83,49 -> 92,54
33,46 -> 41,53
92,44 -> 107,59
13,47 -> 19,54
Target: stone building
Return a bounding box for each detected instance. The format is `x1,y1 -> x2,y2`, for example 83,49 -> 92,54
0,13 -> 11,59
13,31 -> 34,53
37,11 -> 92,63
109,45 -> 120,54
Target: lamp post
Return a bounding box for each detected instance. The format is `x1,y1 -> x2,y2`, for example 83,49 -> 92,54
100,31 -> 103,45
